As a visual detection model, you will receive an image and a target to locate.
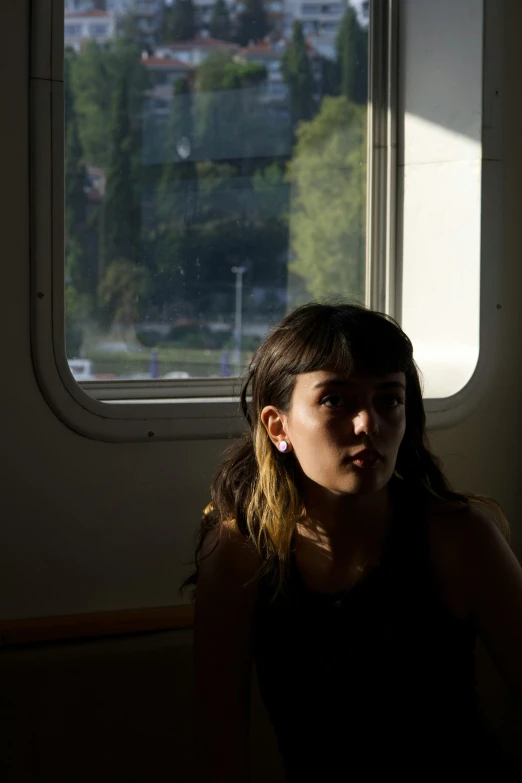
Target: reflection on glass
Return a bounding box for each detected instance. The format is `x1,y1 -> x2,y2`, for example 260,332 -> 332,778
64,0 -> 368,384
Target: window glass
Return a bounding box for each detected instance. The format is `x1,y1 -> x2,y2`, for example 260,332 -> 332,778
64,1 -> 368,385
65,23 -> 83,37
89,24 -> 109,36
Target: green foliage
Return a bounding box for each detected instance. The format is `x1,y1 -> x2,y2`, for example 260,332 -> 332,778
69,38 -> 146,168
164,323 -> 216,348
157,78 -> 198,227
235,0 -> 269,46
252,162 -> 289,216
281,20 -> 316,127
194,53 -> 269,162
69,41 -> 113,167
162,0 -> 196,43
336,5 -> 368,104
319,54 -> 340,98
209,0 -> 232,41
196,161 -> 240,219
195,51 -> 266,92
64,52 -> 99,301
135,328 -> 162,348
98,69 -> 140,275
143,216 -> 288,319
98,259 -> 150,327
65,285 -> 92,357
287,96 -> 367,301
118,13 -> 144,48
194,50 -> 232,91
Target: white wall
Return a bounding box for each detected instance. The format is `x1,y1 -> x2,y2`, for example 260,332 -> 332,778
398,0 -> 483,399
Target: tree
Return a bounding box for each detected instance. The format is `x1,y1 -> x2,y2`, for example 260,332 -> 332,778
98,69 -> 140,277
235,0 -> 269,46
318,53 -> 340,98
157,77 -> 198,227
194,53 -> 267,165
162,0 -> 196,43
209,0 -> 232,41
69,35 -> 146,168
286,96 -> 367,303
97,259 -> 150,336
281,20 -> 316,128
336,5 -> 368,104
69,40 -> 113,167
64,53 -> 96,301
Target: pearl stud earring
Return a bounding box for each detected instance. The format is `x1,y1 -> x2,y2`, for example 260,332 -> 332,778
279,441 -> 288,452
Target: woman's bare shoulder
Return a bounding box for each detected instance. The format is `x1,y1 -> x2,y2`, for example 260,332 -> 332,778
199,519 -> 262,589
426,497 -> 502,536
424,498 -> 510,622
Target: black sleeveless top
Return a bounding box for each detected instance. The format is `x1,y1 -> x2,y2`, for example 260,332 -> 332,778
252,494 -> 518,780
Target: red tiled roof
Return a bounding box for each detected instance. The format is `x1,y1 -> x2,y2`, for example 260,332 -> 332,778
65,9 -> 112,18
162,36 -> 238,50
239,44 -> 274,54
141,56 -> 192,68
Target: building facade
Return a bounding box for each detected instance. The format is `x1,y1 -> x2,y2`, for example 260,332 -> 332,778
66,0 -> 164,48
64,9 -> 116,52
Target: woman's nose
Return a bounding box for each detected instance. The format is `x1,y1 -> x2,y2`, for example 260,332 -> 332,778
353,408 -> 379,437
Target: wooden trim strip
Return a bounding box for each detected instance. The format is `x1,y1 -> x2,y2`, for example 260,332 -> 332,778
0,605 -> 194,647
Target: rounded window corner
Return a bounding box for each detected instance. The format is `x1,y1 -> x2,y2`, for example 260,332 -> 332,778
423,335 -> 497,430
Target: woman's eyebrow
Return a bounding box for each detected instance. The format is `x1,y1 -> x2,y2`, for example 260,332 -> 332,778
312,379 -> 406,391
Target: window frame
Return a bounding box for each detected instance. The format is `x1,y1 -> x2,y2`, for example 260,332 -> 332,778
30,0 -> 500,443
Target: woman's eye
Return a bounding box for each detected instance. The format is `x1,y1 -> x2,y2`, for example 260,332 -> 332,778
380,394 -> 404,409
320,394 -> 345,409
320,393 -> 405,411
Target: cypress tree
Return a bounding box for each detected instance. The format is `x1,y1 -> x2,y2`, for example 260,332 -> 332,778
163,0 -> 197,43
64,54 -> 90,295
235,0 -> 269,46
336,5 -> 368,104
281,20 -> 316,127
98,69 -> 138,278
209,0 -> 232,41
158,77 -> 198,227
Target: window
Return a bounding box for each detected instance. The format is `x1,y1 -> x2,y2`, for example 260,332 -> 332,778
89,24 -> 109,37
321,5 -> 342,15
35,1 -> 497,440
64,23 -> 83,37
321,21 -> 339,32
302,6 -> 321,16
63,4 -> 369,392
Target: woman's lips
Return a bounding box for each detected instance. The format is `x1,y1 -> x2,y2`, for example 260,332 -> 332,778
348,449 -> 382,468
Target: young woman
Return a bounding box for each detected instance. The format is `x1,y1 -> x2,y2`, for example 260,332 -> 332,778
182,301 -> 522,782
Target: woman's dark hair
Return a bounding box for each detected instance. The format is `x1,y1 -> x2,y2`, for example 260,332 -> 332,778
180,301 -> 509,598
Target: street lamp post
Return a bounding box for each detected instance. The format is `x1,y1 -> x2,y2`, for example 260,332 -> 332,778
231,265 -> 246,376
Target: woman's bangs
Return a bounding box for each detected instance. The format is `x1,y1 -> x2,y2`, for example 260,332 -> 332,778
283,321 -> 355,377
283,314 -> 411,379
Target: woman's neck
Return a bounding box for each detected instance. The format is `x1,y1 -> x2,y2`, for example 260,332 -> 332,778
300,480 -> 395,551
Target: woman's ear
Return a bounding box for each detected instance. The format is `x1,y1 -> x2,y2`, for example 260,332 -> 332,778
261,405 -> 292,452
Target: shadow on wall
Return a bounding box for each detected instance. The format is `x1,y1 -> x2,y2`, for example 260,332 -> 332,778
0,629 -> 284,783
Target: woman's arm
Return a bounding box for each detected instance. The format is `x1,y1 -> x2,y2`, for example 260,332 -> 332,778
454,506 -> 522,706
193,522 -> 261,783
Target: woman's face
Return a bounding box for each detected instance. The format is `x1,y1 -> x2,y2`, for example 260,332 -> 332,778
266,369 -> 407,496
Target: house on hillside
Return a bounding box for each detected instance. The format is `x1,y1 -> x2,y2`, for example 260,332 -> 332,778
155,37 -> 240,67
140,53 -> 195,118
141,53 -> 194,88
65,0 -> 165,49
234,41 -> 289,109
64,9 -> 116,51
